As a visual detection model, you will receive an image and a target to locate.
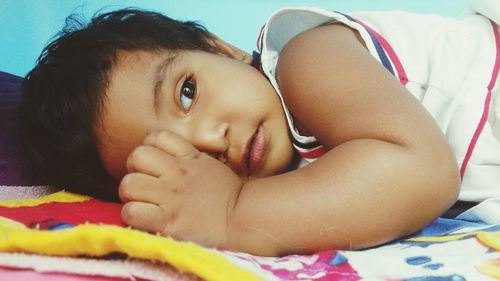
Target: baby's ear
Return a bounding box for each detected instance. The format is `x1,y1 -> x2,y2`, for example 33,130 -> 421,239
209,33 -> 253,64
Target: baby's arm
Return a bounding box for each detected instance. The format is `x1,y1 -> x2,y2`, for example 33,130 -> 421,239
120,23 -> 460,257
226,24 -> 460,255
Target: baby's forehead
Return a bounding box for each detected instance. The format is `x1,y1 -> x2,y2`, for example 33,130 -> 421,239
106,50 -> 174,85
112,49 -> 174,67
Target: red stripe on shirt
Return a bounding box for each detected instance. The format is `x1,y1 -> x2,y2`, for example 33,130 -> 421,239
298,147 -> 327,159
460,21 -> 500,179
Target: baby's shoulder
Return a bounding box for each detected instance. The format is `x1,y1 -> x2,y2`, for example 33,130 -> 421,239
276,23 -> 366,96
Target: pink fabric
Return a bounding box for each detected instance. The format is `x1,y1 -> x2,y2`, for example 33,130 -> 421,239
0,266 -> 144,281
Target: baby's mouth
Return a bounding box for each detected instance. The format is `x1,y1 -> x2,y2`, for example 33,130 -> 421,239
246,124 -> 265,176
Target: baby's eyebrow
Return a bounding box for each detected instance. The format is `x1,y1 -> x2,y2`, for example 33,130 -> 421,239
153,53 -> 179,114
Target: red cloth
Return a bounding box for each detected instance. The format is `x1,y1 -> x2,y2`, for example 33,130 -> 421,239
0,199 -> 124,228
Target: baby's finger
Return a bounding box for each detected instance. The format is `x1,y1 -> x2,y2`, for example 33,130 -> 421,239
121,201 -> 166,233
119,172 -> 164,204
126,145 -> 175,177
144,130 -> 199,158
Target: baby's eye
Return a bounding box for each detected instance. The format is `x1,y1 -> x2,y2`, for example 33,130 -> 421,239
180,77 -> 196,111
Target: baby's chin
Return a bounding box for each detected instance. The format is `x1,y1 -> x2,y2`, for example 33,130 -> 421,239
249,156 -> 298,181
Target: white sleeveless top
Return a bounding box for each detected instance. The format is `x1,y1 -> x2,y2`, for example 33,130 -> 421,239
256,4 -> 500,204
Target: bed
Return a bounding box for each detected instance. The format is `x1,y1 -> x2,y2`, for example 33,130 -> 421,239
1,70 -> 499,281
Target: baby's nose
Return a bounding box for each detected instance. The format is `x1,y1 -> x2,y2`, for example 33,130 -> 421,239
192,122 -> 229,153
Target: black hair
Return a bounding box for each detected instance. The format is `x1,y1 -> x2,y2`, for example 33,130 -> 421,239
19,8 -> 217,200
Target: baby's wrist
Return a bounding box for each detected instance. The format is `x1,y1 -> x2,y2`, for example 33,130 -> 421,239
222,185 -> 282,256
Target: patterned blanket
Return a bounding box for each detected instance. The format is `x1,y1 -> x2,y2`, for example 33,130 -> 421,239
0,191 -> 498,280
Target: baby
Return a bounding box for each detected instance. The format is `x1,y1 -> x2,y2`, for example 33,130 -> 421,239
20,2 -> 500,256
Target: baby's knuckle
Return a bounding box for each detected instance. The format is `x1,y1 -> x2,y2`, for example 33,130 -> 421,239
156,130 -> 172,144
192,152 -> 203,160
121,203 -> 136,222
120,173 -> 135,186
169,186 -> 180,194
119,174 -> 135,199
175,166 -> 188,176
177,165 -> 189,176
128,146 -> 148,163
167,210 -> 178,222
135,145 -> 151,155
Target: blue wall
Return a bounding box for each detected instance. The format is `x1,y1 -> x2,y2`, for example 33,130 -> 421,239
0,0 -> 467,77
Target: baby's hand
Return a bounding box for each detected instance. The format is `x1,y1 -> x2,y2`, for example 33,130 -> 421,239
118,130 -> 243,249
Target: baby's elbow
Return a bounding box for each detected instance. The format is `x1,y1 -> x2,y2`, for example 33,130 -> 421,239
447,157 -> 461,196
440,160 -> 460,206
396,145 -> 460,237
424,146 -> 461,214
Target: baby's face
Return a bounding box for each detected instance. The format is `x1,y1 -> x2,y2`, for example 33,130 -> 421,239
96,49 -> 294,182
